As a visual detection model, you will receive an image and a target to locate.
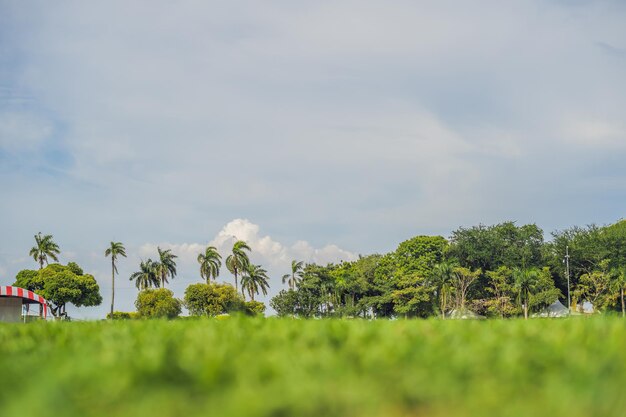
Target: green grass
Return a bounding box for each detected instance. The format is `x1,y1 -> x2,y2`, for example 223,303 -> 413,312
1,317 -> 625,417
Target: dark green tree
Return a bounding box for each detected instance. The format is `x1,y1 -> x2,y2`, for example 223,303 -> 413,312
29,232 -> 61,269
241,264 -> 270,301
198,246 -> 221,283
130,259 -> 160,290
156,247 -> 178,287
226,240 -> 251,292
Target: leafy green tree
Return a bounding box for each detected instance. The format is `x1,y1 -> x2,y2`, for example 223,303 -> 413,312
513,268 -> 539,319
241,264 -> 270,301
244,300 -> 266,316
528,268 -> 562,312
270,289 -> 298,317
547,225 -> 605,293
135,288 -> 181,319
155,247 -> 178,287
391,272 -> 433,318
105,242 -> 127,319
130,259 -> 160,290
611,267 -> 626,317
573,260 -> 612,312
184,282 -> 245,316
452,267 -> 481,311
484,267 -> 516,318
198,246 -> 221,283
431,260 -> 456,319
14,263 -> 102,318
29,232 -> 61,269
226,240 -> 251,292
449,222 -> 544,272
282,260 -> 303,290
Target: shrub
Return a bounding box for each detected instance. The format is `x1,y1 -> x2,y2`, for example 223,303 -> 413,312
135,288 -> 182,319
184,282 -> 245,316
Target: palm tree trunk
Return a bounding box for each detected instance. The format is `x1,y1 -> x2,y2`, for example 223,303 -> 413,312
235,271 -> 238,292
523,302 -> 528,320
110,258 -> 115,319
621,288 -> 625,318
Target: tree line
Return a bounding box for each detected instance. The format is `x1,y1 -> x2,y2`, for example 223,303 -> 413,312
270,220 -> 626,319
11,219 -> 626,319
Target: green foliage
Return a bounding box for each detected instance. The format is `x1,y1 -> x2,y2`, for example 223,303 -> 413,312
156,247 -> 178,287
129,259 -> 160,290
106,311 -> 138,320
449,222 -> 544,271
241,264 -> 270,301
2,318 -> 626,417
29,232 -> 61,269
245,300 -> 266,316
13,263 -> 102,317
226,240 -> 252,291
269,289 -> 299,317
484,267 -> 517,318
66,262 -> 84,276
135,288 -> 182,319
198,246 -> 221,283
184,282 -> 245,316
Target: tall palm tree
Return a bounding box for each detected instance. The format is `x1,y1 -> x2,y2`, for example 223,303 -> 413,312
130,259 -> 159,290
282,260 -> 304,290
241,264 -> 270,301
513,268 -> 538,319
155,247 -> 178,287
105,241 -> 127,318
198,246 -> 222,283
29,232 -> 61,269
226,240 -> 251,292
431,260 -> 455,319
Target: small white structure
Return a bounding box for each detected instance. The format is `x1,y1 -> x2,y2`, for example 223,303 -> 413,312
533,300 -> 569,318
445,308 -> 485,320
0,286 -> 49,323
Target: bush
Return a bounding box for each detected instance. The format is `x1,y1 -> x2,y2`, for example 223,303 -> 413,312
245,300 -> 266,316
135,288 -> 182,319
106,311 -> 138,320
184,282 -> 245,316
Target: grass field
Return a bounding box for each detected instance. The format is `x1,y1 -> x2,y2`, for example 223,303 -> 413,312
1,317 -> 625,417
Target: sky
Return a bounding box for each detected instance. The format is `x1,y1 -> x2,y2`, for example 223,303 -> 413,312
1,0 -> 625,318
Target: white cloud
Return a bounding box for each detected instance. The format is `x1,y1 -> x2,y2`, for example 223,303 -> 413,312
141,218 -> 357,273
561,118 -> 626,149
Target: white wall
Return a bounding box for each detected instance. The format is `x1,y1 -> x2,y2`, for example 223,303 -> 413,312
0,298 -> 22,322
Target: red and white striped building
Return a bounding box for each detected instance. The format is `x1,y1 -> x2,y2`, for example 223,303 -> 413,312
0,286 -> 49,322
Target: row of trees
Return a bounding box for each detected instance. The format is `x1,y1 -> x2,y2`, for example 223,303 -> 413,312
24,234 -> 275,318
20,219 -> 626,320
270,221 -> 626,319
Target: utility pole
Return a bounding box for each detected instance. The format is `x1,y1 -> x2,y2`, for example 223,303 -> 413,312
565,245 -> 571,312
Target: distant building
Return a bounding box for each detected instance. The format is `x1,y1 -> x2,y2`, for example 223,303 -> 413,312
0,286 -> 49,323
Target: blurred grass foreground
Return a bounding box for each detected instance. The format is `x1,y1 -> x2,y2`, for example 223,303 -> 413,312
1,317 -> 625,417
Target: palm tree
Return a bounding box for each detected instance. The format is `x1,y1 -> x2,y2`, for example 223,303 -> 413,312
513,268 -> 538,319
241,264 -> 270,301
105,242 -> 127,318
130,259 -> 159,290
198,246 -> 222,283
29,232 -> 61,269
431,260 -> 455,319
282,260 -> 304,290
226,240 -> 251,292
155,247 -> 178,287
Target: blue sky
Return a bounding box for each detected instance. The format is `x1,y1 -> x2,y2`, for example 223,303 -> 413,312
1,1 -> 625,318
